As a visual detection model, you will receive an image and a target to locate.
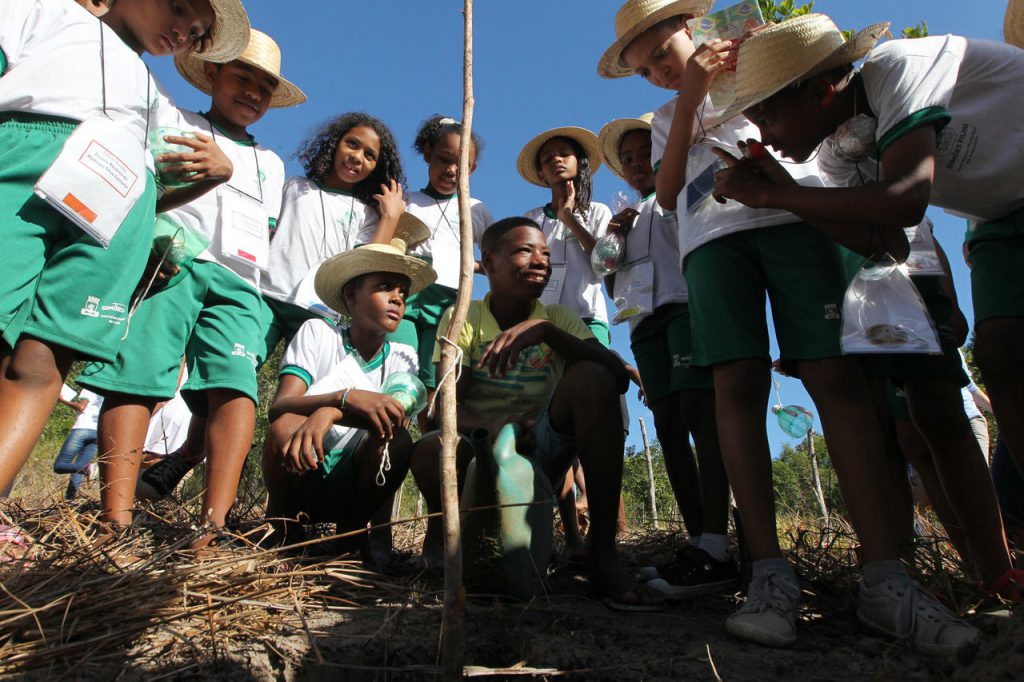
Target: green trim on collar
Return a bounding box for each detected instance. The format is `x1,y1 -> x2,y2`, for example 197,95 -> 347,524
201,112 -> 256,146
877,106 -> 951,156
422,185 -> 456,201
652,159 -> 662,173
543,205 -> 558,220
0,48 -> 7,75
342,328 -> 390,372
268,217 -> 278,229
641,191 -> 656,202
315,180 -> 355,197
279,365 -> 313,387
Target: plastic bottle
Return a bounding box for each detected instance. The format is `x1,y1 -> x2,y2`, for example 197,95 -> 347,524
380,372 -> 427,417
591,232 -> 625,275
772,404 -> 814,438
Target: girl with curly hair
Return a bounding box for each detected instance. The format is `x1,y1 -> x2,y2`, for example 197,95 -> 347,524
262,113 -> 408,352
392,115 -> 493,418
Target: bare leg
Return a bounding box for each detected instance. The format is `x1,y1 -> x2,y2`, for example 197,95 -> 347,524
557,465 -> 585,554
262,413 -> 308,543
865,376 -> 915,548
98,394 -> 159,525
684,390 -> 730,536
409,433 -> 472,565
651,393 -> 703,537
0,338 -> 75,492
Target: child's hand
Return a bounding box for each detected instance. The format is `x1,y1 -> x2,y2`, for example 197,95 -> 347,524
344,389 -> 406,441
282,407 -> 341,473
710,146 -> 777,208
553,180 -> 577,223
374,180 -> 406,223
157,133 -> 233,183
478,319 -> 551,379
678,38 -> 736,111
134,248 -> 182,298
737,139 -> 796,186
608,208 -> 640,235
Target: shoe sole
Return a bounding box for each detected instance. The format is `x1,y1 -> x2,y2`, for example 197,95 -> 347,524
856,610 -> 976,658
648,576 -> 738,599
725,617 -> 797,648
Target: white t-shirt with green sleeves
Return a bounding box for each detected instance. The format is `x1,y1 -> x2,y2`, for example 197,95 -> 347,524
0,0 -> 162,171
433,294 -> 594,423
524,203 -> 612,324
406,189 -> 494,290
262,177 -> 381,311
156,109 -> 285,290
859,35 -> 1024,222
651,96 -> 822,258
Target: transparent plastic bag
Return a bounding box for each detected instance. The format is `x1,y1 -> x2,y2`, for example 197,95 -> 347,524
591,232 -> 625,275
902,217 -> 942,277
152,214 -> 210,266
841,256 -> 941,355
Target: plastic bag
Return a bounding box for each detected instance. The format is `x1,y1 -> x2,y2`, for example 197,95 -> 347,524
902,217 -> 942,277
841,256 -> 941,355
591,232 -> 625,275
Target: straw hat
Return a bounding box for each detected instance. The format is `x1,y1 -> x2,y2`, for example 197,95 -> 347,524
713,14 -> 891,124
598,0 -> 715,79
200,0 -> 251,63
176,29 -> 307,108
598,113 -> 655,180
1006,0 -> 1024,48
394,212 -> 431,249
516,127 -> 603,187
314,239 -> 437,317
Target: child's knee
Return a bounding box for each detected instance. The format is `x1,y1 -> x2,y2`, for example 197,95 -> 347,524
562,361 -> 617,406
7,339 -> 65,389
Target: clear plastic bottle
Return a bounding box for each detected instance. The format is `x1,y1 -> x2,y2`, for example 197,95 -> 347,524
772,404 -> 814,438
381,372 -> 427,417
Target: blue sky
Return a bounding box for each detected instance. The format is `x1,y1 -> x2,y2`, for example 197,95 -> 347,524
145,0 -> 1010,457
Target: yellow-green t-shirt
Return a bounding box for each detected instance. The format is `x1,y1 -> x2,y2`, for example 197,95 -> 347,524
433,293 -> 594,422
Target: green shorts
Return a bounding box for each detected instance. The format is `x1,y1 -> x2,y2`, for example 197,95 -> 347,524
263,296 -> 324,358
886,381 -> 912,422
683,223 -> 846,368
583,318 -> 611,347
967,206 -> 1024,324
0,113 -> 156,362
856,277 -> 967,387
630,303 -> 713,402
388,283 -> 456,388
293,431 -> 366,524
78,261 -> 268,408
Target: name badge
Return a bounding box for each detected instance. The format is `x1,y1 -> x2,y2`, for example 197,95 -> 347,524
34,117 -> 146,247
219,187 -> 269,269
540,264 -> 567,306
903,220 -> 942,277
612,260 -> 654,327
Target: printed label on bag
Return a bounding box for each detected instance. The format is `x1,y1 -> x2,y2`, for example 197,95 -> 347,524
79,140 -> 138,198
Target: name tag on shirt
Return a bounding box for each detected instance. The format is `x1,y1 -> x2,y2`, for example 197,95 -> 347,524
219,187 -> 269,269
540,264 -> 567,306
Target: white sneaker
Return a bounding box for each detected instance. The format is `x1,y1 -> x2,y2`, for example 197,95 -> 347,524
725,570 -> 801,647
858,578 -> 980,657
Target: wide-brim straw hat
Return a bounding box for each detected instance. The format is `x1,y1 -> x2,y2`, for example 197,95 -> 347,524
598,0 -> 715,79
176,29 -> 307,108
1006,0 -> 1024,48
199,0 -> 251,63
516,127 -> 603,187
598,113 -> 655,180
314,239 -> 437,317
713,14 -> 891,125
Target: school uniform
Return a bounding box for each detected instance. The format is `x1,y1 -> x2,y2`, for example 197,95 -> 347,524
0,0 -> 160,361
278,319 -> 418,521
523,203 -> 613,345
261,177 -> 381,352
613,193 -> 711,402
653,96 -> 843,369
389,188 -> 494,387
78,109 -> 286,407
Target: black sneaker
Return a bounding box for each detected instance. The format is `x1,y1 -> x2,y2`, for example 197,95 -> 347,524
136,453 -> 198,500
647,546 -> 739,598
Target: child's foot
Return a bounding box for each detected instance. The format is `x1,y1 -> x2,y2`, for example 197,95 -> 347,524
857,577 -> 980,657
588,558 -> 665,612
0,524 -> 35,564
647,546 -> 739,599
725,569 -> 800,647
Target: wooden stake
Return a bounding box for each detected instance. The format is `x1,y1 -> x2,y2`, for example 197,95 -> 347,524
437,1 -> 474,677
638,418 -> 659,529
807,430 -> 829,522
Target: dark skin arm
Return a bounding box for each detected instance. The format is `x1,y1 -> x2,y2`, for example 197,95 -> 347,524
268,374 -> 406,441
933,236 -> 969,345
154,133 -> 233,212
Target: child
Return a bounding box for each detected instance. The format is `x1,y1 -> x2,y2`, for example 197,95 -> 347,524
53,388 -> 102,500
395,115 -> 494,416
599,0 -> 978,653
77,28 -> 300,547
261,113 -> 409,355
517,127 -> 613,345
410,217 -> 661,610
598,113 -> 732,596
0,0 -> 249,502
262,237 -> 434,547
711,13 -> 1022,599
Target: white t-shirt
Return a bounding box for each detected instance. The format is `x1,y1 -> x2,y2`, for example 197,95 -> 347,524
262,177 -> 381,311
859,36 -> 1024,223
524,203 -> 612,323
280,319 -> 418,457
144,392 -> 192,456
71,389 -> 103,431
652,97 -> 823,258
958,350 -> 982,420
0,0 -> 162,170
156,109 -> 285,289
614,193 -> 688,332
406,190 -> 494,290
